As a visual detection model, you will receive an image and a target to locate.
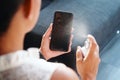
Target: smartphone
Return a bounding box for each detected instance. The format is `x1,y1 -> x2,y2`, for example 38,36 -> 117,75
50,11 -> 73,51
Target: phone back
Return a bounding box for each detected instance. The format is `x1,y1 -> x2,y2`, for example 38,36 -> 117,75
50,11 -> 73,51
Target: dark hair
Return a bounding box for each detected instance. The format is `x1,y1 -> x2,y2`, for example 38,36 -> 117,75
0,0 -> 24,36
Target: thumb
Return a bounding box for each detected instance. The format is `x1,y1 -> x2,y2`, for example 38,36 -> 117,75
43,23 -> 53,38
76,46 -> 83,63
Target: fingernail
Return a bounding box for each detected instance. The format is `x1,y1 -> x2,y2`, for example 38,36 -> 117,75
77,46 -> 81,52
76,46 -> 82,60
87,34 -> 92,37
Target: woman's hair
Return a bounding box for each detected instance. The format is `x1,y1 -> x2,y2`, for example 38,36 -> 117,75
0,0 -> 24,36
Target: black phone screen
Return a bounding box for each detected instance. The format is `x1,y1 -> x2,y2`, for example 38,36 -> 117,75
50,11 -> 73,51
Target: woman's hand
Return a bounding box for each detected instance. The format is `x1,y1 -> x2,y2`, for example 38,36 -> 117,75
40,24 -> 73,60
76,35 -> 101,80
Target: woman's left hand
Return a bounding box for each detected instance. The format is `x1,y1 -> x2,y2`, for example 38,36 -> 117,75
40,23 -> 73,60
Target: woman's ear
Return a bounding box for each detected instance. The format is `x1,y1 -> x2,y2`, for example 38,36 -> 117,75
22,0 -> 41,22
23,0 -> 32,19
21,0 -> 40,32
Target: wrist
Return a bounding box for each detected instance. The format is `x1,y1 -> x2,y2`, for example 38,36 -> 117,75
81,77 -> 96,80
81,74 -> 96,80
39,48 -> 50,60
39,48 -> 46,59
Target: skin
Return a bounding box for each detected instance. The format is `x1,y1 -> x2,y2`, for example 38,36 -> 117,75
76,35 -> 101,80
0,0 -> 100,80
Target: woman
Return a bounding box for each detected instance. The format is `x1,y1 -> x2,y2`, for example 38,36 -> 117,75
0,0 -> 100,80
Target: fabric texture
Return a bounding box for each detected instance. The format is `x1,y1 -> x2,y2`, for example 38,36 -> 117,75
0,48 -> 62,80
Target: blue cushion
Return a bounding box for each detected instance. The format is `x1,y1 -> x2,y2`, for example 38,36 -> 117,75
41,0 -> 53,10
96,33 -> 120,80
101,33 -> 120,67
97,62 -> 120,80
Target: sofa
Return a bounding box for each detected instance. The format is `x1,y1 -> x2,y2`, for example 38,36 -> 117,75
24,0 -> 120,80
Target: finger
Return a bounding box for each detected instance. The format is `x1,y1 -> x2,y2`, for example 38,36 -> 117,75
67,34 -> 74,52
87,34 -> 99,57
76,46 -> 83,63
43,23 -> 53,38
88,35 -> 97,45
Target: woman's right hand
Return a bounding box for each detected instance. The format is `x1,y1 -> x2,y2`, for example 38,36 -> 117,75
76,35 -> 101,80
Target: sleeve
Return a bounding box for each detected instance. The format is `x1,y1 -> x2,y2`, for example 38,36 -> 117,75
27,48 -> 40,58
0,60 -> 65,80
26,58 -> 64,80
38,59 -> 64,80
